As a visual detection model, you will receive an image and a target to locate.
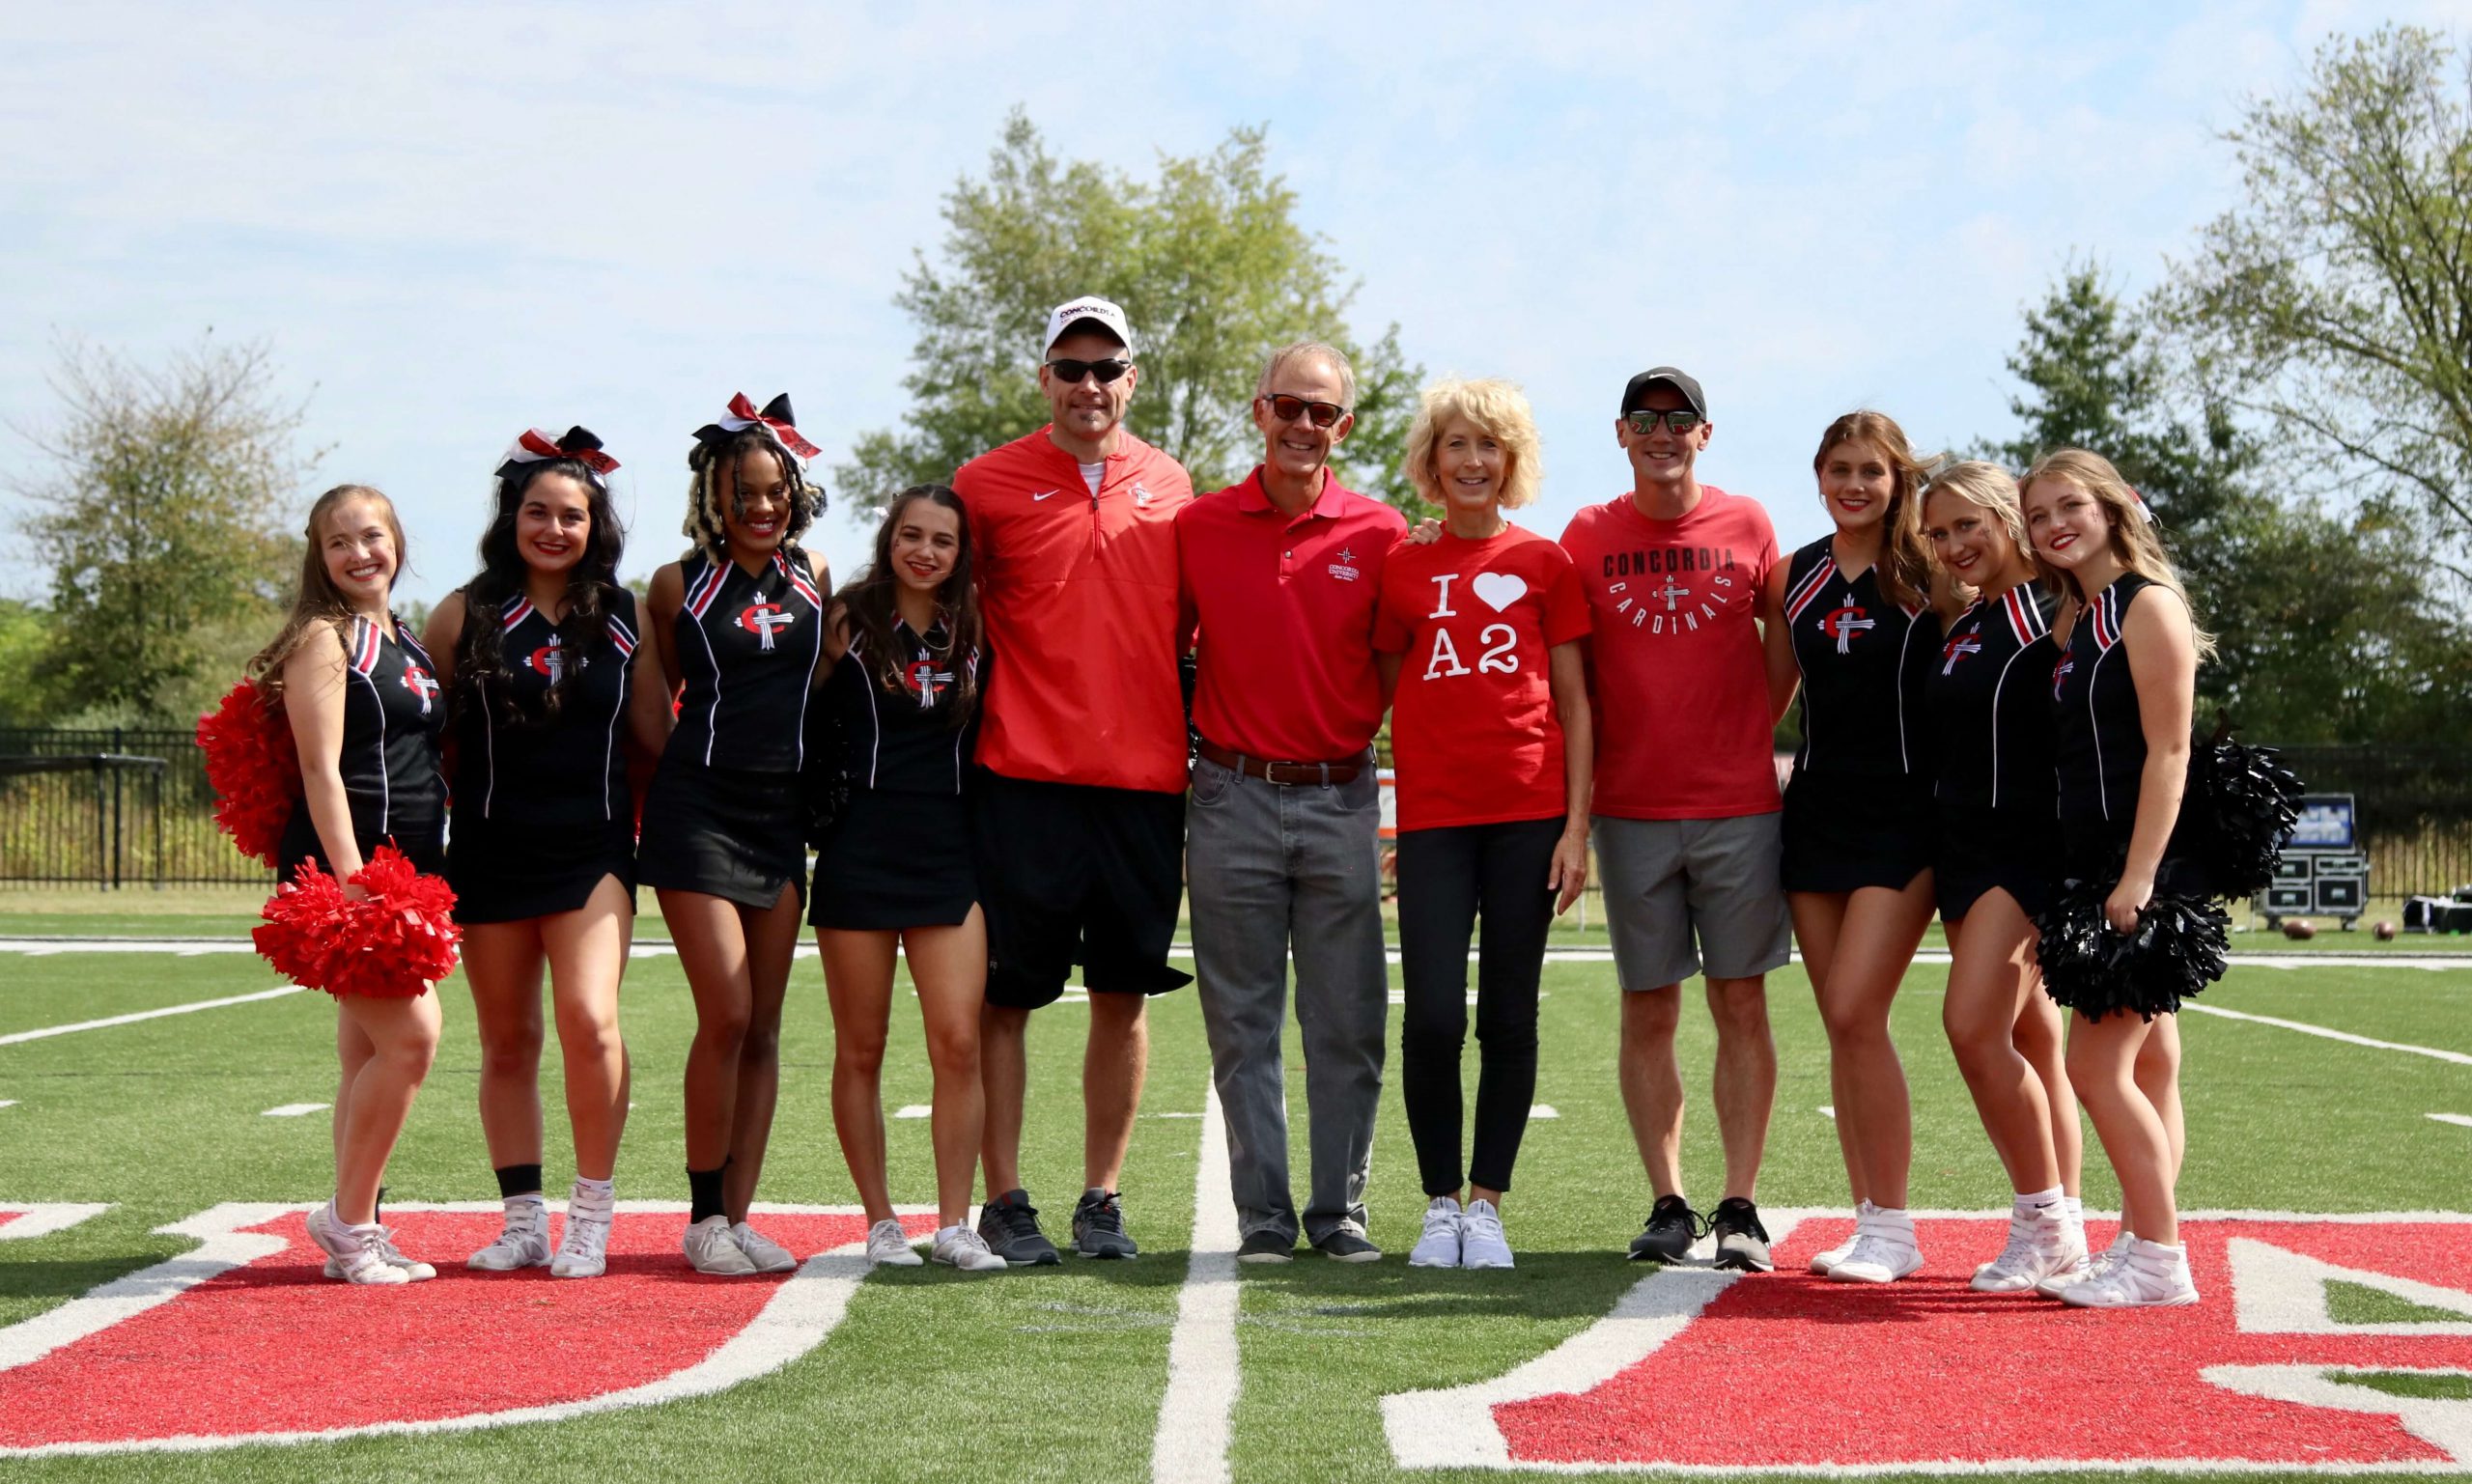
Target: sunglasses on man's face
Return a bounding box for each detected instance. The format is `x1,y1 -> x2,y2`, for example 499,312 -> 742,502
1625,408 -> 1702,435
1046,357 -> 1133,385
1260,393 -> 1348,429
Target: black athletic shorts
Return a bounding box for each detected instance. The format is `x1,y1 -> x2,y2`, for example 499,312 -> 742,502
972,769 -> 1191,1010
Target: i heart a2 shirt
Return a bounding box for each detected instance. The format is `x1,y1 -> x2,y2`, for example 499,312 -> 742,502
1374,525 -> 1591,831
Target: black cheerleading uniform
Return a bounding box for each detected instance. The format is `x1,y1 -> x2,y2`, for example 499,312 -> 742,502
638,549 -> 827,909
1923,582 -> 2062,919
444,589 -> 644,924
1777,538 -> 1939,892
2052,573 -> 2211,892
277,614 -> 447,882
806,621 -> 981,932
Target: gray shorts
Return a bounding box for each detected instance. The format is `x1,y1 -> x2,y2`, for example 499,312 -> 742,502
1594,813 -> 1791,990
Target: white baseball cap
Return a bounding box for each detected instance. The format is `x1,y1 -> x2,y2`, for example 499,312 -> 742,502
1041,295 -> 1134,357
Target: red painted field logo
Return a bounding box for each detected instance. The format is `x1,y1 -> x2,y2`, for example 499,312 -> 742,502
0,1202 -> 934,1456
1386,1213 -> 2472,1473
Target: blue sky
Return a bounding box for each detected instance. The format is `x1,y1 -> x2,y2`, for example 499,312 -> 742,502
5,1 -> 2466,603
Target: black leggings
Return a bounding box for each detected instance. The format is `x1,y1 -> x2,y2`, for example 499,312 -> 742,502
1395,815 -> 1562,1197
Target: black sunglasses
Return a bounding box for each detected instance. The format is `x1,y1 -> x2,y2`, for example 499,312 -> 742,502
1261,393 -> 1348,429
1625,408 -> 1702,435
1046,357 -> 1133,385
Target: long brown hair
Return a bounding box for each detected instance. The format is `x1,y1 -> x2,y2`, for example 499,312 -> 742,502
1812,410 -> 1930,610
835,485 -> 981,726
454,459 -> 628,730
245,484 -> 407,704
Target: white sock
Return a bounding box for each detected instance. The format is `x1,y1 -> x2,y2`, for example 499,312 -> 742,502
572,1176 -> 614,1206
2015,1186 -> 2065,1216
1869,1204 -> 1915,1235
2064,1194 -> 2084,1221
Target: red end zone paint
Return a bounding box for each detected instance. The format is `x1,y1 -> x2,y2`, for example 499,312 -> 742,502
0,1206 -> 938,1454
1479,1217 -> 2472,1471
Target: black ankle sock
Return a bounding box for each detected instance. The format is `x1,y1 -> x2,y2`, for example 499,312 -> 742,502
688,1166 -> 726,1223
495,1163 -> 545,1200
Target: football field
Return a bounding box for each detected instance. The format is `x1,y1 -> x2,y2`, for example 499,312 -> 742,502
3,933 -> 2471,1482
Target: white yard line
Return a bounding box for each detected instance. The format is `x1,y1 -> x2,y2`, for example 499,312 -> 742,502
2183,1002 -> 2472,1068
1151,1082 -> 1239,1484
891,1105 -> 931,1120
1817,1106 -> 1837,1119
261,1103 -> 328,1118
2429,1113 -> 2472,1130
1530,1105 -> 1559,1119
0,986 -> 306,1048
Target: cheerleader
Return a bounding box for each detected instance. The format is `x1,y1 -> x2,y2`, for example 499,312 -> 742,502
422,428 -> 674,1279
2024,448 -> 2210,1309
249,484 -> 447,1285
811,485 -> 1004,1273
1761,412 -> 1939,1284
1917,462 -> 2089,1294
640,395 -> 830,1275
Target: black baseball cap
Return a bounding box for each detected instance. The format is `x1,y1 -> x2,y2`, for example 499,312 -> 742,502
1621,367 -> 1707,420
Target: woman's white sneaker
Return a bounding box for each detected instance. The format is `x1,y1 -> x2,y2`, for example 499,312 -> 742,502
684,1214 -> 758,1274
1828,1227 -> 1924,1284
2058,1237 -> 2199,1308
1408,1196 -> 1463,1269
2039,1228 -> 2125,1298
731,1221 -> 799,1274
868,1218 -> 924,1268
1460,1199 -> 1515,1270
468,1200 -> 552,1271
552,1188 -> 614,1278
1971,1205 -> 2086,1293
1809,1200 -> 1876,1275
932,1224 -> 1007,1273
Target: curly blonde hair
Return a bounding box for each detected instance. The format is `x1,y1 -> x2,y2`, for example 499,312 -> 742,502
1402,378 -> 1542,511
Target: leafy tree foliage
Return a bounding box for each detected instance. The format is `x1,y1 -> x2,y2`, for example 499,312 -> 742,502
836,113 -> 1430,518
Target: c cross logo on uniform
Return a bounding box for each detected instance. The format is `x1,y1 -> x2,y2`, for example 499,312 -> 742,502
903,658 -> 955,709
528,633 -> 566,685
401,665 -> 439,713
1940,631 -> 1983,676
2052,655 -> 2075,701
737,603 -> 796,652
1819,603 -> 1875,655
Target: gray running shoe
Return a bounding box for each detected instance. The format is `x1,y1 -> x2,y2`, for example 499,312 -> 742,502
977,1189 -> 1061,1266
1313,1225 -> 1382,1263
1627,1194 -> 1700,1262
1071,1189 -> 1138,1260
1709,1196 -> 1774,1273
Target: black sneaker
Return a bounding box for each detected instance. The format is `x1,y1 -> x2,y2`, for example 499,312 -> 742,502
977,1189 -> 1060,1266
1237,1229 -> 1295,1264
1709,1196 -> 1774,1273
1312,1226 -> 1382,1263
1071,1189 -> 1138,1260
1627,1194 -> 1702,1262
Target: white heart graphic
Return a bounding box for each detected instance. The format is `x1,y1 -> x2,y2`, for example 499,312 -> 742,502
1471,572 -> 1528,612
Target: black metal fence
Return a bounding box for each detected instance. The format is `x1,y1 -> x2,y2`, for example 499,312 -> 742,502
2,729 -> 2467,895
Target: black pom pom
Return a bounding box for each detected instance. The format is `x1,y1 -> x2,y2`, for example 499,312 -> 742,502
2034,859 -> 2231,1022
2183,723 -> 2304,900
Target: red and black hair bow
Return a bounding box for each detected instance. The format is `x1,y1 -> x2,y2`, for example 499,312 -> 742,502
496,425 -> 620,490
691,393 -> 820,467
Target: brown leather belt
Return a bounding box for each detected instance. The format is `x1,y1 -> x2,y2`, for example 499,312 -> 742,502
1194,738 -> 1367,787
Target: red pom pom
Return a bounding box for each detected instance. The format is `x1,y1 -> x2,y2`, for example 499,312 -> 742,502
253,845 -> 461,999
197,679 -> 300,867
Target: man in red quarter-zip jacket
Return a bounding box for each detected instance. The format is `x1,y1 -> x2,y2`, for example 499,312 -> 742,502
953,294 -> 1194,1268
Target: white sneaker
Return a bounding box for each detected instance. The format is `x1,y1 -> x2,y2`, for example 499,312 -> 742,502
1810,1200 -> 1877,1275
867,1218 -> 924,1268
306,1204 -> 409,1286
732,1220 -> 798,1274
1827,1227 -> 1924,1284
1408,1196 -> 1463,1269
684,1214 -> 758,1274
932,1224 -> 1007,1273
2041,1228 -> 2128,1298
1460,1199 -> 1514,1270
2058,1237 -> 2199,1308
1972,1204 -> 2088,1294
468,1200 -> 552,1271
552,1187 -> 614,1278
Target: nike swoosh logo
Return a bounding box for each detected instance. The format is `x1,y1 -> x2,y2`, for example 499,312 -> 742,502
1032,490 -> 1057,501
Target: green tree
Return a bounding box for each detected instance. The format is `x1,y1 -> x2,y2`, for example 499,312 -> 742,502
836,113 -> 1430,519
1988,267 -> 2472,744
2166,26 -> 2472,580
12,333 -> 312,722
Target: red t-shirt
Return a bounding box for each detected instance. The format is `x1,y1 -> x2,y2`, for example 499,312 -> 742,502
1373,525 -> 1591,831
954,427 -> 1193,794
1179,468 -> 1406,762
1559,487 -> 1782,820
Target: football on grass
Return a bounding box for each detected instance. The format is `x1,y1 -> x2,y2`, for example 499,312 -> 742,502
2374,920 -> 2398,940
2282,919 -> 2318,940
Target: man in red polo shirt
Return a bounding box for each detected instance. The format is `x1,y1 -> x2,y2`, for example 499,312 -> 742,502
1177,341 -> 1406,1262
956,295 -> 1194,1267
1560,366 -> 1793,1274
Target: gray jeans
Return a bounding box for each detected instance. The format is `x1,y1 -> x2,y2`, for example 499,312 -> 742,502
1186,753 -> 1389,1245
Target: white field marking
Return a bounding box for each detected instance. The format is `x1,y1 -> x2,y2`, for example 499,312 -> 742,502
0,1204 -> 111,1242
0,939 -> 252,954
2432,1113 -> 2472,1130
260,1103 -> 328,1118
1382,1208 -> 2472,1476
1530,1105 -> 1559,1120
2205,1365 -> 2472,1465
0,1199 -> 937,1458
0,986 -> 306,1048
2228,1237 -> 2472,1335
1151,1082 -> 1239,1484
1817,1105 -> 1838,1119
0,1102 -> 14,1110
2185,1002 -> 2472,1068
892,1105 -> 931,1120
1150,1110 -> 1204,1119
